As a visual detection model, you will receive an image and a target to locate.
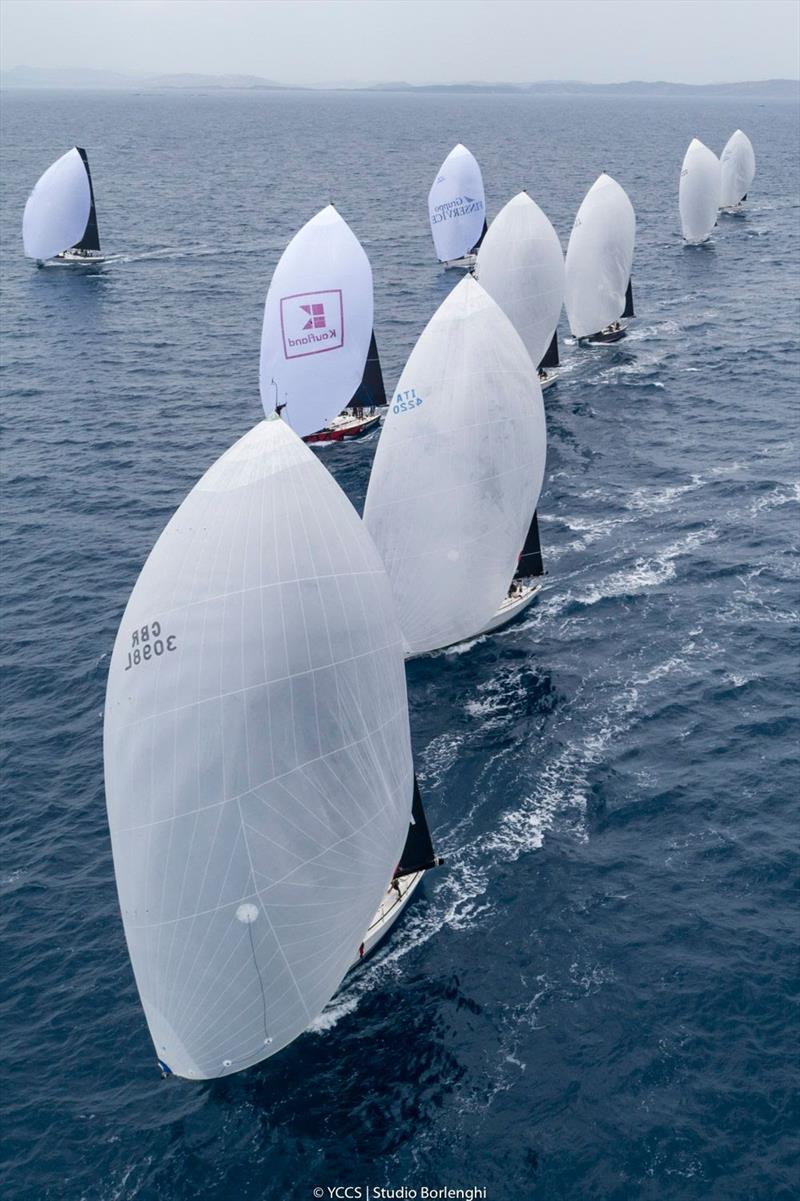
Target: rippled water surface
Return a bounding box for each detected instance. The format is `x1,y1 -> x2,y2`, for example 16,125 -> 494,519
1,89 -> 798,1201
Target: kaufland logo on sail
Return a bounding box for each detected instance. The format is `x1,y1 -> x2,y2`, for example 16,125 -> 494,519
431,195 -> 485,224
280,289 -> 344,359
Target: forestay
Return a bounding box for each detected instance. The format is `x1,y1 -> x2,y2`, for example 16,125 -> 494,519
564,174 -> 636,339
719,130 -> 756,209
428,144 -> 486,263
104,416 -> 414,1080
260,206 -> 374,438
22,147 -> 92,261
679,139 -> 722,243
363,275 -> 545,657
476,191 -> 565,369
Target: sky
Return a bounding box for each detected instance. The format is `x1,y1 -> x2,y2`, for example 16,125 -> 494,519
1,0 -> 799,85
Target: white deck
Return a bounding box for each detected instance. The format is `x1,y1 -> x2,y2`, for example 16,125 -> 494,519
351,870 -> 425,965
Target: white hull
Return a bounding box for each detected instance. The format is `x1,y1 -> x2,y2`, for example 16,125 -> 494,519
406,580 -> 542,659
54,249 -> 104,264
539,371 -> 558,391
352,870 -> 425,965
442,253 -> 477,271
476,580 -> 541,635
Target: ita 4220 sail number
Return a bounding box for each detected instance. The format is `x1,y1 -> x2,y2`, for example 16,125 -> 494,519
392,388 -> 423,414
124,620 -> 177,671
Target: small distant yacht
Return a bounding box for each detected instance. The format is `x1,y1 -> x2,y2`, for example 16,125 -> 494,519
23,146 -> 102,265
564,174 -> 636,344
428,144 -> 487,270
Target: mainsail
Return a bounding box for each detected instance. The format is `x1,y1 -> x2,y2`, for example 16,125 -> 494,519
259,206 -> 374,438
22,146 -> 97,261
348,330 -> 386,409
428,144 -> 487,263
476,191 -> 565,370
679,139 -> 722,243
538,331 -> 559,371
104,415 -> 415,1080
564,174 -> 636,339
515,511 -> 544,580
719,130 -> 756,209
363,274 -> 546,657
396,778 -> 440,878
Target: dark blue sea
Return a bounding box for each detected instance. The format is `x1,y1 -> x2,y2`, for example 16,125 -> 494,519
1,88 -> 798,1201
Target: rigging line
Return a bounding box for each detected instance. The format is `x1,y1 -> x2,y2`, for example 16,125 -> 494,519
246,917 -> 272,1047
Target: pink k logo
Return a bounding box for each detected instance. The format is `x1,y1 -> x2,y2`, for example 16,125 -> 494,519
301,302 -> 327,331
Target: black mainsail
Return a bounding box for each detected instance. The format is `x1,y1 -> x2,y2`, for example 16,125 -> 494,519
395,777 -> 441,878
538,330 -> 560,371
622,278 -> 634,319
72,147 -> 100,253
348,330 -> 386,410
514,510 -> 544,580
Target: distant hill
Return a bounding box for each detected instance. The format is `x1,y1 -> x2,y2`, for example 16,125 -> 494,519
1,66 -> 797,97
366,78 -> 800,97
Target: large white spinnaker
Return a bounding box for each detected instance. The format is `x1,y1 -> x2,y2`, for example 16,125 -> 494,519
363,275 -> 546,657
679,139 -> 722,243
719,130 -> 756,209
476,191 -> 564,369
104,416 -> 414,1080
428,144 -> 487,264
22,147 -> 96,261
564,174 -> 636,339
259,206 -> 374,438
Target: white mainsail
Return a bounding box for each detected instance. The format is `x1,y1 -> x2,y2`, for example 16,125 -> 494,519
22,147 -> 92,261
363,275 -> 546,657
259,206 -> 374,439
104,416 -> 414,1080
679,139 -> 722,243
564,174 -> 636,339
719,130 -> 756,209
476,191 -> 565,369
428,144 -> 487,263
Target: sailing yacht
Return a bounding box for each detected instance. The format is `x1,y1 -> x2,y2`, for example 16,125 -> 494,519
104,215 -> 441,1082
428,144 -> 487,270
23,146 -> 102,264
364,274 -> 546,657
719,130 -> 756,212
564,174 -> 636,344
679,139 -> 722,243
304,332 -> 386,444
475,190 -> 565,389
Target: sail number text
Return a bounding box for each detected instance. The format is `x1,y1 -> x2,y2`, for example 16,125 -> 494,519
124,621 -> 177,671
392,388 -> 423,414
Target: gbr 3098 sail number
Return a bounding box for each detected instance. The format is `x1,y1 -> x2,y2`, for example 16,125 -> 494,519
124,621 -> 177,671
392,387 -> 423,414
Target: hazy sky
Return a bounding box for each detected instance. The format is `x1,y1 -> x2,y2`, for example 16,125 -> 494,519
2,0 -> 799,85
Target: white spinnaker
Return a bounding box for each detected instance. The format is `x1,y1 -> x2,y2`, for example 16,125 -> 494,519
679,139 -> 722,243
259,206 -> 374,438
22,147 -> 91,260
719,130 -> 756,208
564,174 -> 636,339
476,191 -> 565,368
428,144 -> 487,263
363,275 -> 545,657
104,416 -> 414,1080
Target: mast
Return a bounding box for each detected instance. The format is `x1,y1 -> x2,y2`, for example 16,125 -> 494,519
538,330 -> 559,371
72,147 -> 100,252
348,329 -> 386,409
515,510 -> 544,580
395,777 -> 442,878
622,279 -> 634,319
